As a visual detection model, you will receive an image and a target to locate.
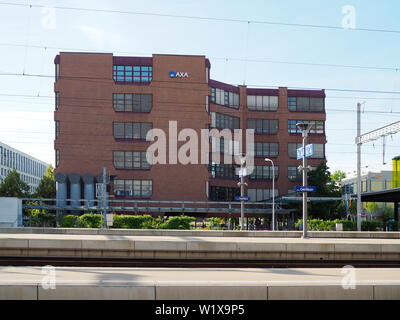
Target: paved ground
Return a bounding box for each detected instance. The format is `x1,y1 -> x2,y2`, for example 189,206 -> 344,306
2,266 -> 400,285
1,227 -> 399,239
1,232 -> 400,244
0,266 -> 400,300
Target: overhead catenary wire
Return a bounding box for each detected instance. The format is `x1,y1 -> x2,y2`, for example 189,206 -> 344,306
0,91 -> 400,115
2,71 -> 400,97
0,42 -> 399,72
1,2 -> 400,35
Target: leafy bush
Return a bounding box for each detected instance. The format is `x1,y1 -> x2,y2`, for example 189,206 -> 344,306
61,213 -> 195,230
160,216 -> 195,230
78,213 -> 101,228
24,201 -> 55,227
206,217 -> 226,230
340,220 -> 357,231
28,210 -> 55,227
296,219 -> 357,231
142,216 -> 164,229
112,214 -> 154,229
361,220 -> 382,231
60,215 -> 78,228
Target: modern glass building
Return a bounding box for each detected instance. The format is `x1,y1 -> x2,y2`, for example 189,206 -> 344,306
0,141 -> 48,194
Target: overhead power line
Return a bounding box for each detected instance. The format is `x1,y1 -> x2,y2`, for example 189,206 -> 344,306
2,71 -> 400,96
1,2 -> 400,35
0,42 -> 398,72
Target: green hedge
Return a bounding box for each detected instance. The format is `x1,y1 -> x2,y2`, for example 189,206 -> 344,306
206,217 -> 227,230
78,214 -> 101,228
295,219 -> 381,231
58,213 -> 195,230
112,215 -> 155,229
28,211 -> 55,227
159,216 -> 195,230
60,215 -> 78,228
361,220 -> 382,231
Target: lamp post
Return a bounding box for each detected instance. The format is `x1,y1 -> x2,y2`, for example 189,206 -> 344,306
265,158 -> 275,231
238,153 -> 247,231
296,122 -> 313,239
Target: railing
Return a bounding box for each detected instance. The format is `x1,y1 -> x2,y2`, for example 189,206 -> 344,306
21,198 -> 292,214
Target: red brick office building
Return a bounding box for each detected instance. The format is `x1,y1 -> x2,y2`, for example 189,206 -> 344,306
54,52 -> 326,205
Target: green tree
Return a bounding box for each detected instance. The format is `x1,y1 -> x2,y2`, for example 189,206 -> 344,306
0,168 -> 30,197
34,165 -> 55,198
307,161 -> 342,219
331,170 -> 346,187
366,202 -> 379,216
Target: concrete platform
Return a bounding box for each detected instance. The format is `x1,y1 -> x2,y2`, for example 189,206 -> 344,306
0,232 -> 399,261
1,266 -> 400,300
1,227 -> 399,239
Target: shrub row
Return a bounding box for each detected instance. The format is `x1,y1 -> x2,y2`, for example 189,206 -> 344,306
59,214 -> 195,230
295,219 -> 382,231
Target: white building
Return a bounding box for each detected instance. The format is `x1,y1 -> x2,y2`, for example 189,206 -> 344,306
0,142 -> 48,194
342,171 -> 393,195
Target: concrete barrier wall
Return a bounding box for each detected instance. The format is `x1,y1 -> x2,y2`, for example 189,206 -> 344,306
0,233 -> 399,261
1,283 -> 399,300
0,227 -> 399,238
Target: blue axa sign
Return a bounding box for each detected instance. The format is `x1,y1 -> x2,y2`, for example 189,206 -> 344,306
169,71 -> 189,78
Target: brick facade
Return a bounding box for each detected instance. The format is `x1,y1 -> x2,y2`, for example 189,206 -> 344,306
54,52 -> 326,202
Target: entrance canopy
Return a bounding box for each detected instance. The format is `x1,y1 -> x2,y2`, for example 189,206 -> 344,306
361,188 -> 400,231
361,187 -> 400,202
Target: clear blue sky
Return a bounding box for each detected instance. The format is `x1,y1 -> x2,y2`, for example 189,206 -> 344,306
0,0 -> 400,177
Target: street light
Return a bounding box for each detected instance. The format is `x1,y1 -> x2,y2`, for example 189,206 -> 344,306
264,158 -> 275,231
237,153 -> 247,231
296,122 -> 313,239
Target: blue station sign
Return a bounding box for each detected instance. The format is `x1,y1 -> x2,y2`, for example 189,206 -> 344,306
297,144 -> 314,160
294,186 -> 317,193
235,196 -> 250,201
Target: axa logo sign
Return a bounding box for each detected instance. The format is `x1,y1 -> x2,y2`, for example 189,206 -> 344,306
169,71 -> 189,78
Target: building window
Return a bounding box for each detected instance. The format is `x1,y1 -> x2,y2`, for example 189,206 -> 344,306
211,137 -> 240,156
55,63 -> 60,82
113,65 -> 152,83
55,121 -> 60,139
113,93 -> 152,112
209,162 -> 238,179
211,112 -> 240,130
288,120 -> 324,134
342,184 -> 354,195
209,186 -> 239,201
56,149 -> 60,167
113,122 -> 153,140
249,166 -> 279,180
210,88 -> 239,109
248,142 -> 279,158
113,179 -> 152,198
113,151 -> 151,169
247,95 -> 278,111
288,166 -> 302,182
288,97 -> 296,110
288,143 -> 302,158
55,92 -> 60,110
311,144 -> 325,159
247,119 -> 278,134
288,97 -> 324,112
248,189 -> 279,201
